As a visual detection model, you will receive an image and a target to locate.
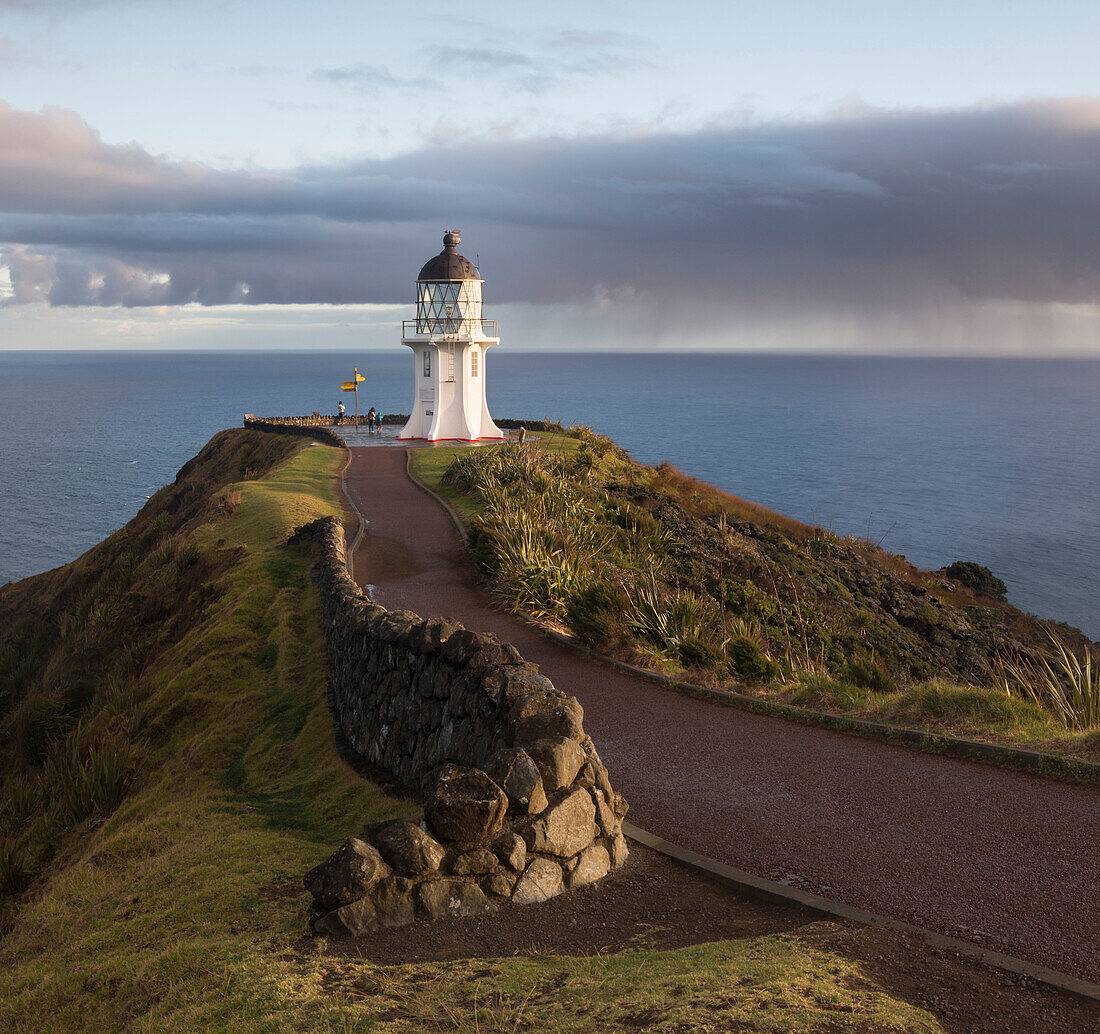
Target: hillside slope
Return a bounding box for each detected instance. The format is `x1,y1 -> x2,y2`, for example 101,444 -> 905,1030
418,429 -> 1099,755
0,429 -> 967,1033
0,431 -> 416,1029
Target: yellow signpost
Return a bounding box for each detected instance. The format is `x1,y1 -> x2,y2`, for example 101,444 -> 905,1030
340,367 -> 366,424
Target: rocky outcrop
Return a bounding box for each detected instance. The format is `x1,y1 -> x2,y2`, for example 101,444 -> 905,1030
296,516 -> 628,935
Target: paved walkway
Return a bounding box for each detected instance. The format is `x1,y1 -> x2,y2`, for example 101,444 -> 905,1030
345,447 -> 1100,982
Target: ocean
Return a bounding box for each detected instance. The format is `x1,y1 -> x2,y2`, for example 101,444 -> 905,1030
1,350 -> 1098,638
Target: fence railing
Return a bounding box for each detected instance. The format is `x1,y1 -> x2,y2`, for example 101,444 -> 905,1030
402,319 -> 498,337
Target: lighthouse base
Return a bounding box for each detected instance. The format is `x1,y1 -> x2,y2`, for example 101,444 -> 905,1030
397,334 -> 502,442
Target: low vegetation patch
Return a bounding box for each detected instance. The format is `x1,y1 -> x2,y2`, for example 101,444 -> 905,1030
413,429 -> 1099,757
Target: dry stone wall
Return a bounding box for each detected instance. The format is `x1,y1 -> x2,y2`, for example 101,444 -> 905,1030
245,414 -> 564,433
244,414 -> 406,430
241,419 -> 347,446
296,516 -> 628,936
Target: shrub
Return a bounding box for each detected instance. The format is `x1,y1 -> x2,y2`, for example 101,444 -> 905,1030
727,636 -> 780,683
996,629 -> 1099,729
679,637 -> 727,669
175,541 -> 201,576
941,561 -> 1007,601
42,729 -> 138,827
565,581 -> 629,643
0,840 -> 32,895
726,580 -> 779,624
845,656 -> 896,694
13,697 -> 75,768
566,425 -> 618,458
0,777 -> 41,834
791,673 -> 871,710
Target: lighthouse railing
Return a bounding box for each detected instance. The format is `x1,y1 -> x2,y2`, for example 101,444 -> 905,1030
404,318 -> 498,337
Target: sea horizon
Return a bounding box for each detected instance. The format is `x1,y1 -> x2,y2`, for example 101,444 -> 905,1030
2,349 -> 1098,638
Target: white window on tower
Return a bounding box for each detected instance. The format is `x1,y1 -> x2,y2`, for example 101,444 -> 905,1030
423,350 -> 431,377
471,350 -> 479,377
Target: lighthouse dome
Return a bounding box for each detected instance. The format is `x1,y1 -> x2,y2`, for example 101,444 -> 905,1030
417,230 -> 480,281
415,230 -> 484,334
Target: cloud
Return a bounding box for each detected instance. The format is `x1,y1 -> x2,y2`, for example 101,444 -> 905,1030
4,97 -> 1100,343
3,244 -> 54,302
309,64 -> 439,94
426,46 -> 535,71
420,33 -> 656,94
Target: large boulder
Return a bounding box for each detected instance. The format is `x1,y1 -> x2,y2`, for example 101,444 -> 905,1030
365,819 -> 446,877
370,876 -> 419,930
521,788 -> 597,858
481,666 -> 551,707
314,876 -> 417,936
512,701 -> 585,745
512,858 -> 564,905
425,765 -> 508,847
509,689 -> 577,724
484,748 -> 548,815
417,878 -> 494,919
442,628 -> 498,667
568,844 -> 611,889
304,837 -> 391,911
525,737 -> 586,792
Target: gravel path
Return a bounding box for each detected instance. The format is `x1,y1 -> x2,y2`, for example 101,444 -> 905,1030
346,447 -> 1100,982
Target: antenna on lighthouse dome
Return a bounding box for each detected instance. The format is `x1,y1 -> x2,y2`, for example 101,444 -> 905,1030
443,230 -> 461,248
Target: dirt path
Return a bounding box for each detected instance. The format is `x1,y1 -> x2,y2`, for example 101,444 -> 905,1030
345,447 -> 1100,983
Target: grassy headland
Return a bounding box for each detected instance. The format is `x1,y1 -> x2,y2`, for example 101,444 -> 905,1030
411,428 -> 1100,761
0,428 -> 961,1032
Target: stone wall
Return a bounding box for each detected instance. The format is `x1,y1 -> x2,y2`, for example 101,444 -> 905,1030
241,419 -> 347,447
245,414 -> 564,433
297,516 -> 628,936
244,414 -> 407,429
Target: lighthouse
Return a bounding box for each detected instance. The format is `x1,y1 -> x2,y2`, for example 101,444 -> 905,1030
397,231 -> 504,442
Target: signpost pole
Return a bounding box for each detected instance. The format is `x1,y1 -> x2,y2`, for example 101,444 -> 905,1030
340,369 -> 366,431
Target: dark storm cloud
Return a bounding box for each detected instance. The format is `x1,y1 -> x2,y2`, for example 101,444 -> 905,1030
3,98 -> 1100,311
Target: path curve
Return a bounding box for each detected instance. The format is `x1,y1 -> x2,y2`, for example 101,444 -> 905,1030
345,447 -> 1100,982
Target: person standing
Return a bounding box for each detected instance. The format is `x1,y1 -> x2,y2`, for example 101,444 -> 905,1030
337,400 -> 345,424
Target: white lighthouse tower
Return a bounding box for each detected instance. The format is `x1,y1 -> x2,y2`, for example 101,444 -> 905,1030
397,231 -> 504,442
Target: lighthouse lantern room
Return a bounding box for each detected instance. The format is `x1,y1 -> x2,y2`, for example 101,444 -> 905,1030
397,231 -> 504,442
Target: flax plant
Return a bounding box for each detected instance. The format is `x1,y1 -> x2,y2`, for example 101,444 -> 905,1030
995,628 -> 1099,730
462,453 -> 611,620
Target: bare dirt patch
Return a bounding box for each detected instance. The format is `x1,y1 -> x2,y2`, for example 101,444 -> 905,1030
309,842 -> 1099,1034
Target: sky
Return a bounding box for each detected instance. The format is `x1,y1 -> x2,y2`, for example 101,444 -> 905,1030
2,0 -> 1100,353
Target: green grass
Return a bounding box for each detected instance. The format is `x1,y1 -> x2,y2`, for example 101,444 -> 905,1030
410,432 -> 582,522
0,430 -> 955,1031
313,935 -> 942,1033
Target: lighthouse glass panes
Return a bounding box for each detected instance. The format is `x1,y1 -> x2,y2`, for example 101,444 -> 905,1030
416,280 -> 483,334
